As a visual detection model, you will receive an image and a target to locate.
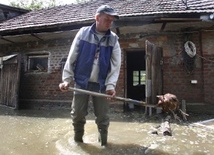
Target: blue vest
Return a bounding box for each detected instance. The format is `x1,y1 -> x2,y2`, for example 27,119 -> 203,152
74,23 -> 117,90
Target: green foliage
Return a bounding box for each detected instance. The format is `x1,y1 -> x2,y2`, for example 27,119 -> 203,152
76,0 -> 90,3
9,0 -> 92,10
10,0 -> 57,10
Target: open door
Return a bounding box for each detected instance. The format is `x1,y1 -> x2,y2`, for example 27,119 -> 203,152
145,40 -> 163,105
126,51 -> 146,102
0,54 -> 21,109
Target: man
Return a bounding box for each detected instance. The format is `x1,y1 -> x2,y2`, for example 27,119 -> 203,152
59,5 -> 121,146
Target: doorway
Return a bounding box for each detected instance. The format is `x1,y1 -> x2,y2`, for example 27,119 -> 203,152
125,41 -> 163,111
126,51 -> 146,109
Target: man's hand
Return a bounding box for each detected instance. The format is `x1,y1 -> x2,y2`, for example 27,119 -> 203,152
106,89 -> 116,100
59,82 -> 69,92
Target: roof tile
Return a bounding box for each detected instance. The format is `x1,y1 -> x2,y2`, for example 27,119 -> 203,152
0,0 -> 214,32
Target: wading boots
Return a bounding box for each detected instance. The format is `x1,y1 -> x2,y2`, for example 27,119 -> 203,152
74,131 -> 83,143
98,129 -> 108,146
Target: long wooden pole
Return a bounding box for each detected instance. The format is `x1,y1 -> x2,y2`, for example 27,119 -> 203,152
68,87 -> 157,108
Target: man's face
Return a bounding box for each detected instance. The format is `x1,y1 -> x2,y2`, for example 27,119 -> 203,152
96,13 -> 115,32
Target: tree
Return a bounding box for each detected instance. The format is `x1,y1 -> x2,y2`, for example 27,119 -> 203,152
10,0 -> 57,10
76,0 -> 90,3
10,0 -> 91,10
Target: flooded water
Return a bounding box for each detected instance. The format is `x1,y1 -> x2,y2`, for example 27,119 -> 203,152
0,106 -> 214,155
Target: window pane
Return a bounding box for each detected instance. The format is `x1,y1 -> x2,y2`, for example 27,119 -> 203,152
27,54 -> 49,72
140,70 -> 146,85
133,71 -> 139,86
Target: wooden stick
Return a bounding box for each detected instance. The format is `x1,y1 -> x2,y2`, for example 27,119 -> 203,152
161,115 -> 172,136
68,87 -> 157,108
151,115 -> 172,136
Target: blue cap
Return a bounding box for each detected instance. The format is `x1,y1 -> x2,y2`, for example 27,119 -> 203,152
96,5 -> 119,19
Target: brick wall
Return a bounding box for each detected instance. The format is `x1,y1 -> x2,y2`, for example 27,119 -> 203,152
18,39 -> 73,109
202,31 -> 214,104
118,31 -> 212,104
162,32 -> 204,103
1,29 -> 213,109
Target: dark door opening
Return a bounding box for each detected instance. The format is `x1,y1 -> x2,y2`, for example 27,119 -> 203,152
126,51 -> 146,108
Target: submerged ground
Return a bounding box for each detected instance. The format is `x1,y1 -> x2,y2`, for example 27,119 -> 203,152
0,103 -> 214,155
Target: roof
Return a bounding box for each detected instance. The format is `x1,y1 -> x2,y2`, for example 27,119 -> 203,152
0,3 -> 29,13
2,54 -> 17,61
0,4 -> 29,22
0,0 -> 214,34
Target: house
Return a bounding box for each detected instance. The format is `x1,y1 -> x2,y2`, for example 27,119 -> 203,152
0,0 -> 214,111
0,3 -> 29,22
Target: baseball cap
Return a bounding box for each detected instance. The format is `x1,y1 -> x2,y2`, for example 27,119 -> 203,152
96,5 -> 119,19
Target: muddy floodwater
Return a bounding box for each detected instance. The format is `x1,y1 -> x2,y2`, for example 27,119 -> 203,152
0,105 -> 214,155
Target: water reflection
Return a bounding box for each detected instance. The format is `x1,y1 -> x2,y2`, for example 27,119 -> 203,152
0,106 -> 214,155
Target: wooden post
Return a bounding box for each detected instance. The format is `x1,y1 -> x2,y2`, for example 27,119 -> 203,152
145,40 -> 152,106
0,57 -> 3,105
161,115 -> 172,136
151,115 -> 172,136
182,100 -> 186,113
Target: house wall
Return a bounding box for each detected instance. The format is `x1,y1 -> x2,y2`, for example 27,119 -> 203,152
118,30 -> 213,105
2,39 -> 74,109
0,29 -> 213,109
202,31 -> 214,104
161,32 -> 204,103
0,5 -> 28,22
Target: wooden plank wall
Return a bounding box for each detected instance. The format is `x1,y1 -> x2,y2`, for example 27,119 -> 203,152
0,56 -> 20,109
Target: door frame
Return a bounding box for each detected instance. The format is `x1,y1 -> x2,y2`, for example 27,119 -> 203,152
124,48 -> 145,109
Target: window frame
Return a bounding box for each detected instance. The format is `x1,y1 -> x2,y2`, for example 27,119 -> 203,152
133,70 -> 146,86
26,53 -> 49,73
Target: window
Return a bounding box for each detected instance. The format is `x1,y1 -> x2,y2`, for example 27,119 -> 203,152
27,53 -> 49,72
133,70 -> 146,86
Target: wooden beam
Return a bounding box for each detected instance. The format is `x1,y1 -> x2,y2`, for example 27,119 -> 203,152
0,36 -> 14,43
155,18 -> 201,22
160,22 -> 167,31
31,33 -> 43,41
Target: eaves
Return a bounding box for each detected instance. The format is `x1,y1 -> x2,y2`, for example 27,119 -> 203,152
0,10 -> 214,37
